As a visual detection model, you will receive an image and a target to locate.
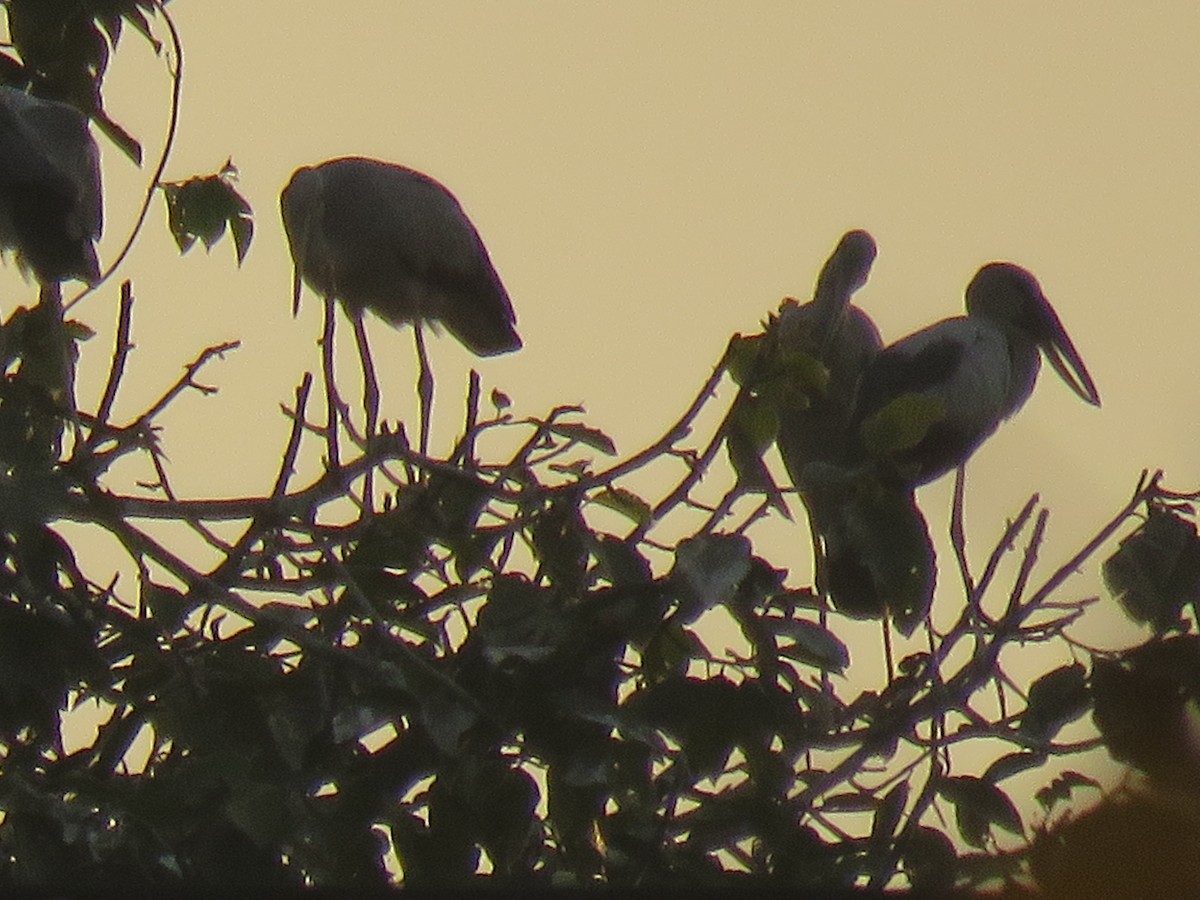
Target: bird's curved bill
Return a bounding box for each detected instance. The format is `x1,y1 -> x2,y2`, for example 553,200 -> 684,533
1038,303 -> 1101,407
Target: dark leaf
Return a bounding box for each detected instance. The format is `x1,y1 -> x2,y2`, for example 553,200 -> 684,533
1103,506 -> 1200,633
821,791 -> 876,813
724,332 -> 763,386
1091,635 -> 1200,785
547,421 -> 616,455
161,160 -> 255,264
900,826 -> 958,895
871,781 -> 909,843
937,775 -> 1023,849
1035,771 -> 1101,812
592,487 -> 651,526
672,533 -> 753,616
772,617 -> 850,673
1020,663 -> 1090,743
985,750 -> 1048,784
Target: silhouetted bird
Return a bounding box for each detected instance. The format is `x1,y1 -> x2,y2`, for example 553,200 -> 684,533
854,262 -> 1100,487
0,86 -> 102,285
281,156 -> 520,458
766,231 -> 935,635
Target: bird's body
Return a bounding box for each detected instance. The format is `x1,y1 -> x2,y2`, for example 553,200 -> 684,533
774,230 -> 883,476
0,86 -> 102,285
281,156 -> 520,355
854,263 -> 1100,487
763,231 -> 936,632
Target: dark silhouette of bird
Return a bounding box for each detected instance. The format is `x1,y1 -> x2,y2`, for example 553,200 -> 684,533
0,86 -> 102,285
774,229 -> 884,474
853,262 -> 1100,487
762,231 -> 936,639
280,156 -> 521,462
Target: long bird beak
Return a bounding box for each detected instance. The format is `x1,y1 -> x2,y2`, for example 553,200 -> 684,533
1032,295 -> 1102,407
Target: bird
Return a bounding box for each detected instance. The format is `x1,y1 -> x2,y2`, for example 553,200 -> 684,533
721,230 -> 882,516
800,461 -> 936,640
774,229 -> 884,475
853,262 -> 1101,487
765,232 -> 935,644
0,85 -> 102,286
280,156 -> 521,465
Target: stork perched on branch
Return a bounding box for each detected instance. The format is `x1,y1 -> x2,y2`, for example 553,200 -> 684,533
854,262 -> 1100,487
0,86 -> 102,419
0,85 -> 102,287
281,156 -> 520,468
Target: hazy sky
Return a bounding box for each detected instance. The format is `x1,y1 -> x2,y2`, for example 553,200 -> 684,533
28,4 -> 1199,647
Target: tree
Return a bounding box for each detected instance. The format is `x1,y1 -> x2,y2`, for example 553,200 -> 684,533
0,4 -> 1196,894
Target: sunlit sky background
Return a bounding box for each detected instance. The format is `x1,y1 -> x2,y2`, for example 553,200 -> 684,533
24,5 -> 1200,660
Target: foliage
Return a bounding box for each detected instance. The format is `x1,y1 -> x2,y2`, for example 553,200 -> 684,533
0,4 -> 1198,895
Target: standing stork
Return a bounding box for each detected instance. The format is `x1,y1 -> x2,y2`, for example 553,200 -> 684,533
280,156 -> 520,471
854,262 -> 1101,487
772,232 -> 935,652
0,86 -> 102,419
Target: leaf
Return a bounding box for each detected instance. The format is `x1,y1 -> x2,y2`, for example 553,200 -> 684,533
724,332 -> 763,386
1091,635 -> 1200,783
821,791 -> 876,813
871,781 -> 909,844
161,159 -> 255,264
1035,771 -> 1100,812
900,827 -> 958,895
589,532 -> 653,586
985,750 -> 1048,784
224,780 -> 289,847
723,400 -> 790,519
547,421 -> 616,455
772,617 -> 849,673
592,487 -> 652,526
672,533 -> 753,616
1103,506 -> 1200,633
937,776 -> 1023,849
1020,663 -> 1090,743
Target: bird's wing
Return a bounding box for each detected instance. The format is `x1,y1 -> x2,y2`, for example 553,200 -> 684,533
854,318 -> 968,421
21,101 -> 102,239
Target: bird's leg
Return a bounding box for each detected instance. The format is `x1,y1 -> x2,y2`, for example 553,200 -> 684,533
320,294 -> 341,471
414,325 -> 433,459
352,313 -> 380,510
881,617 -> 895,684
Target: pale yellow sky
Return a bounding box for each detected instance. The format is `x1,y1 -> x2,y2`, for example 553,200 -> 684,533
27,4 -> 1199,643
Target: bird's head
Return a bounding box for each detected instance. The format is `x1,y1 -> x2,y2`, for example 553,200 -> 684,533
815,229 -> 878,300
965,262 -> 1101,407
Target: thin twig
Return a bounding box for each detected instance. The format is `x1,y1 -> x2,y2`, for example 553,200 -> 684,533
583,349 -> 729,489
272,373 -> 313,499
65,1 -> 185,314
449,369 -> 482,465
1025,470 -> 1161,609
130,340 -> 240,428
95,280 -> 136,426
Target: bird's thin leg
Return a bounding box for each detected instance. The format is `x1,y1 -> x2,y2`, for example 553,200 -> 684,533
414,324 -> 433,458
320,294 -> 341,471
353,313 -> 379,510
